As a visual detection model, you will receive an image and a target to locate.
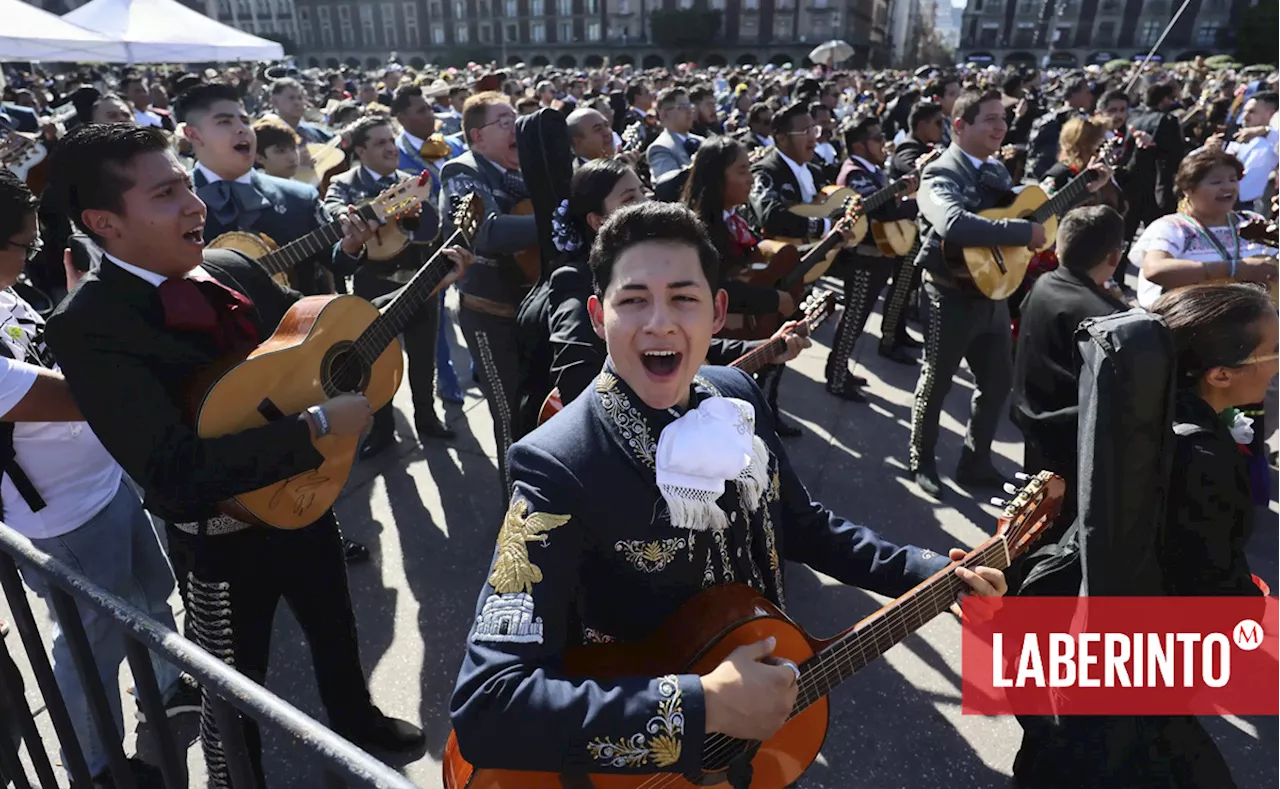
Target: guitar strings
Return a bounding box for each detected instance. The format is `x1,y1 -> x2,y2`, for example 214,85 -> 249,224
627,507 -> 1043,789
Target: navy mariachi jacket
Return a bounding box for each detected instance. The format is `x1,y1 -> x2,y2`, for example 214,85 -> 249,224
450,364 -> 952,774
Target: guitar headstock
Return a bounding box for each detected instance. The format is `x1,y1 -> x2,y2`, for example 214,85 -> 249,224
370,172 -> 433,222
450,193 -> 484,244
914,147 -> 944,172
621,122 -> 644,152
800,288 -> 838,333
995,471 -> 1066,562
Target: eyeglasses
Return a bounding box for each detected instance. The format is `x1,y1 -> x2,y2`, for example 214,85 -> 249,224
7,235 -> 41,263
1238,352 -> 1280,366
785,126 -> 819,137
479,114 -> 515,131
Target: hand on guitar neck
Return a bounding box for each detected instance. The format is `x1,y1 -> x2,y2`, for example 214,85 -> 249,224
701,549 -> 1008,742
768,319 -> 813,363
337,205 -> 383,256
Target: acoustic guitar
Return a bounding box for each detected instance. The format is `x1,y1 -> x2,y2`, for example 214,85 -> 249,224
942,137 -> 1121,300
189,194 -> 483,530
1200,213 -> 1280,305
784,149 -> 939,256
205,172 -> 433,289
537,290 -> 838,426
295,135 -> 348,189
442,471 -> 1065,789
1,128 -> 48,194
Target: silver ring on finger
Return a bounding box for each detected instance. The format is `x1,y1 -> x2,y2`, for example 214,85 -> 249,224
778,658 -> 801,683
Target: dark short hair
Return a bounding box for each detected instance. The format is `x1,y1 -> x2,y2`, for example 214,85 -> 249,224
120,75 -> 144,92
808,101 -> 831,121
1145,82 -> 1176,109
1174,149 -> 1244,197
1002,74 -> 1023,95
347,114 -> 393,151
624,82 -> 648,105
252,117 -> 300,151
173,82 -> 241,123
656,87 -> 688,112
953,89 -> 1003,124
270,77 -> 304,96
1101,89 -> 1129,108
771,102 -> 810,136
689,85 -> 714,104
567,157 -> 633,242
588,201 -> 719,298
924,74 -> 959,100
908,100 -> 944,131
43,124 -> 172,245
389,83 -> 425,116
747,102 -> 772,125
842,114 -> 881,149
1056,205 -> 1124,274
1250,91 -> 1279,111
1153,283 -> 1276,387
0,171 -> 38,248
462,90 -> 510,143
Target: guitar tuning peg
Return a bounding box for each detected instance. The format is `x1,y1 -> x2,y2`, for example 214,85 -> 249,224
1013,472 -> 1031,481
990,497 -> 1008,508
1002,482 -> 1019,495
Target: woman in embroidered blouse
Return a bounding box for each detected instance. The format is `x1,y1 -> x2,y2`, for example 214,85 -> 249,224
1151,283 -> 1277,597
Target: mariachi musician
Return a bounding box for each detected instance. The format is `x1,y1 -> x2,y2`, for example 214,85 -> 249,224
323,115 -> 452,458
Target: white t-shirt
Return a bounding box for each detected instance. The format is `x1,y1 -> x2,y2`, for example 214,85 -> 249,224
1129,212 -> 1278,309
0,290 -> 122,538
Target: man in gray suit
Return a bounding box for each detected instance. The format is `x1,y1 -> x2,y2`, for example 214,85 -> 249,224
908,88 -> 1110,499
646,87 -> 704,198
438,91 -> 537,498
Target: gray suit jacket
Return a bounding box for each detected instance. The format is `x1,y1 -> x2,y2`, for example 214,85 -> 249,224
646,129 -> 704,183
916,143 -> 1035,293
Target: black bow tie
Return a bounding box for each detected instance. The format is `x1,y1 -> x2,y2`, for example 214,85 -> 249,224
977,161 -> 1012,193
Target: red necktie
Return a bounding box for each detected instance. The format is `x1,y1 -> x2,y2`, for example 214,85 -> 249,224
726,212 -> 757,257
157,276 -> 260,354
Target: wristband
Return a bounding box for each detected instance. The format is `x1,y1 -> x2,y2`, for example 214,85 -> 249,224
306,405 -> 331,437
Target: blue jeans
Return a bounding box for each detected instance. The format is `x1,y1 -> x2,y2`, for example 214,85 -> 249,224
22,481 -> 182,777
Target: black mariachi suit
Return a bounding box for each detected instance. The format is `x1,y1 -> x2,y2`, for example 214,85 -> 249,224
324,166 -> 443,442
748,147 -> 832,242
43,251 -> 377,788
825,156 -> 918,393
450,365 -> 951,773
879,137 -> 935,354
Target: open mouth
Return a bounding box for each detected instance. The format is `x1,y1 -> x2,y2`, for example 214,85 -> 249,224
641,349 -> 682,377
183,226 -> 205,246
233,141 -> 252,155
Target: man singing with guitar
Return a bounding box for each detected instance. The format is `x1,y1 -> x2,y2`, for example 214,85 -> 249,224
41,124 -> 439,787
449,202 -> 1006,787
906,89 -> 1108,500
324,114 -> 452,457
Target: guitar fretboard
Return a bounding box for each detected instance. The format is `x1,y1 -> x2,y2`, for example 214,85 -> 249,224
257,204 -> 381,277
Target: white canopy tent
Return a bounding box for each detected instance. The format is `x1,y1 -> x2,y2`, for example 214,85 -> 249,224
0,0 -> 130,62
64,0 -> 284,64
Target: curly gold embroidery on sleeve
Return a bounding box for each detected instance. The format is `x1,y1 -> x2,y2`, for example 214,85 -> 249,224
615,537 -> 687,573
587,675 -> 684,769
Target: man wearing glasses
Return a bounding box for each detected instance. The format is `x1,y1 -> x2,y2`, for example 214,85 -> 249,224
646,87 -> 704,188
439,91 -> 538,500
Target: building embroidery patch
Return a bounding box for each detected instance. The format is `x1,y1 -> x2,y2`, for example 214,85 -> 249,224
472,497 -> 570,645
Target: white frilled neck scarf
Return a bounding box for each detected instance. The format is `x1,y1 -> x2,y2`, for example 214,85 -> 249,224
655,396 -> 771,532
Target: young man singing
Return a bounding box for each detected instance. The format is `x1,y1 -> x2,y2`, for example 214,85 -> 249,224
450,201 -> 1006,776
41,124 -> 452,787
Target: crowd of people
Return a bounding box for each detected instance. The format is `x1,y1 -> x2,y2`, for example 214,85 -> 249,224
0,50 -> 1276,788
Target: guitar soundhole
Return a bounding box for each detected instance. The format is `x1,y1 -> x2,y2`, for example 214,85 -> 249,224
321,342 -> 369,397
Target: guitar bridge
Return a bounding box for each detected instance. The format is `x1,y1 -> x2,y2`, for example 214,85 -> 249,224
992,247 -> 1008,275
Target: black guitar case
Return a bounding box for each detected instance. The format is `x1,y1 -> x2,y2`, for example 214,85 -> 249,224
1013,310 -> 1186,789
513,109 -> 574,438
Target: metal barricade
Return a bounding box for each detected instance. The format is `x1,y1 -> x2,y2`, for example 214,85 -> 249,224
0,521 -> 422,789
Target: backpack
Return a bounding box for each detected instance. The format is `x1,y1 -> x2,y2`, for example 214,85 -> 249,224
0,341 -> 47,521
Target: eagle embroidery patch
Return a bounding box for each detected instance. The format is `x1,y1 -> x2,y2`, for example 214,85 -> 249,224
471,498 -> 570,645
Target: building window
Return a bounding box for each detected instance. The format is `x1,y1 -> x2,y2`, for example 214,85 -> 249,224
406,18 -> 419,43
480,22 -> 492,40
709,0 -> 723,8
978,22 -> 997,45
507,22 -> 518,40
237,0 -> 250,15
429,0 -> 441,16
359,4 -> 375,44
531,19 -> 546,39
585,0 -> 597,11
1013,20 -> 1035,46
456,22 -> 469,40
773,16 -> 791,36
1054,25 -> 1070,43
618,0 -> 628,11
559,20 -> 571,38
218,0 -> 230,16
382,3 -> 398,45
298,6 -> 313,44
280,0 -> 293,11
740,14 -> 756,33
1140,19 -> 1160,44
587,20 -> 601,38
678,0 -> 691,7
531,0 -> 543,14
776,0 -> 792,8
243,18 -> 256,31
557,0 -> 570,14
338,4 -> 354,46
261,18 -> 275,31
478,0 -> 489,14
318,6 -> 333,45
812,0 -> 826,7
742,0 -> 756,9
256,0 -> 270,15
811,14 -> 827,35
1196,21 -> 1220,45
431,21 -> 445,42
454,0 -> 465,16
1094,20 -> 1114,44
505,0 -> 516,15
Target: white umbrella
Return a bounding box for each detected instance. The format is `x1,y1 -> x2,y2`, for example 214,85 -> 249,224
808,40 -> 854,66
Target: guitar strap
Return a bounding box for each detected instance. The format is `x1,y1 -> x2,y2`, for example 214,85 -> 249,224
0,304 -> 49,518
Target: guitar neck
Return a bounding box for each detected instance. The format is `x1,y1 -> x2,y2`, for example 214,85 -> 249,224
729,336 -> 787,375
257,204 -> 379,276
862,178 -> 907,214
781,229 -> 845,290
1031,161 -> 1105,225
788,538 -> 1008,719
350,228 -> 463,366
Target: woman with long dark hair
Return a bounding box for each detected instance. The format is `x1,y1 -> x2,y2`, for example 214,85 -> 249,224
523,158 -> 807,433
682,136 -> 802,435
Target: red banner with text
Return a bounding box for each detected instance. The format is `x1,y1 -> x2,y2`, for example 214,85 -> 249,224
961,596 -> 1280,716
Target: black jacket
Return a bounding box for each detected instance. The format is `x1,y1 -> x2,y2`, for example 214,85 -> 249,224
43,250 -> 322,523
748,148 -> 831,240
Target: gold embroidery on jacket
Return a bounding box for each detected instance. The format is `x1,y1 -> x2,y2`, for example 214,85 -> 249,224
615,537 -> 687,573
587,675 -> 684,768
